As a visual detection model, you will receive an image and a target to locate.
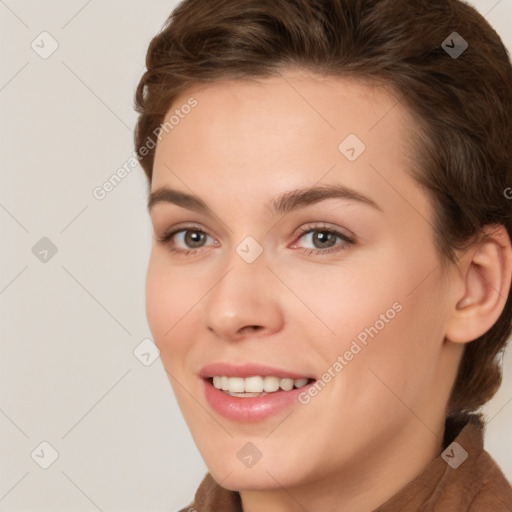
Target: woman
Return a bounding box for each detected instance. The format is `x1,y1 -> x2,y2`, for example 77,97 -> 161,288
134,0 -> 512,510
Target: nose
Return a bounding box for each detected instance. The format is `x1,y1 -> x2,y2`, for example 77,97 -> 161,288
203,250 -> 285,341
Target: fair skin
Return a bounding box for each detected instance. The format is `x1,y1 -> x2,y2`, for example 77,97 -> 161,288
145,69 -> 511,512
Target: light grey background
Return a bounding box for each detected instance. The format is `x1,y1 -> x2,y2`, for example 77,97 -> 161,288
1,1 -> 511,511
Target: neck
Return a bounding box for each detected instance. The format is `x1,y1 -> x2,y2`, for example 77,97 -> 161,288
239,416 -> 445,512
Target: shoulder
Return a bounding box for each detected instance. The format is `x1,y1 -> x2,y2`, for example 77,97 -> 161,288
440,415 -> 512,512
465,450 -> 512,511
383,414 -> 512,512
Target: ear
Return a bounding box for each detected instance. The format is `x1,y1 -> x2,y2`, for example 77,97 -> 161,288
445,224 -> 512,344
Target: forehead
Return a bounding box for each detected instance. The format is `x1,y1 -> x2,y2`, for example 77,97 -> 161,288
150,70 -> 427,222
153,71 -> 413,169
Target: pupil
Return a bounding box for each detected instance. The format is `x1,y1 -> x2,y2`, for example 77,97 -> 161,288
186,231 -> 205,247
314,231 -> 335,248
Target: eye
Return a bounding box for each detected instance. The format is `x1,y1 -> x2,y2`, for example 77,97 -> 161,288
156,224 -> 218,254
156,222 -> 354,257
292,224 -> 355,255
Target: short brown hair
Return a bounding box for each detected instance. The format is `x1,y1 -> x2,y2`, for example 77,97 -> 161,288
134,0 -> 512,416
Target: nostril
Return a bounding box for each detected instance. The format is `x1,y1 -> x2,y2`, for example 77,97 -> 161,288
240,325 -> 262,333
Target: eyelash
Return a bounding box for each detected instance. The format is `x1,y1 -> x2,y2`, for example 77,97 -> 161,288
293,224 -> 354,255
156,222 -> 355,257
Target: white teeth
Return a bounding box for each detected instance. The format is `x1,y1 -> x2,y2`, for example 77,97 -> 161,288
245,376 -> 263,393
211,375 -> 311,394
263,376 -> 280,392
294,378 -> 308,388
229,377 -> 245,393
280,378 -> 294,391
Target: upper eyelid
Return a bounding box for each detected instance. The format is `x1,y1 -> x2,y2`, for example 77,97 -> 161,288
164,223 -> 346,237
295,222 -> 352,235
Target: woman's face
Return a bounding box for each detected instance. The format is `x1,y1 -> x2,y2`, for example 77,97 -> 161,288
146,70 -> 463,491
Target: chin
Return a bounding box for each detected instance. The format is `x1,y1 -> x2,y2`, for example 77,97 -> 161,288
209,466 -> 297,492
204,448 -> 314,491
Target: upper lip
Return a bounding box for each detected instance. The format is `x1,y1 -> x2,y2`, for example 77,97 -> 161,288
199,362 -> 315,380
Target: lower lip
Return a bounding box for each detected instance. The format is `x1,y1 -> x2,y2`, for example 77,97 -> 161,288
202,378 -> 315,422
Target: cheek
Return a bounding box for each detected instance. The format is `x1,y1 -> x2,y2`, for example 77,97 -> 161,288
145,253 -> 201,355
290,243 -> 445,395
338,277 -> 447,414
276,252 -> 403,350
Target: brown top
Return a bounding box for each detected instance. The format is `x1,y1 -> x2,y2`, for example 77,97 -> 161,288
178,414 -> 512,511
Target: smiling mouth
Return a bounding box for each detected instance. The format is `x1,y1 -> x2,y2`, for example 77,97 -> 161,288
208,375 -> 316,397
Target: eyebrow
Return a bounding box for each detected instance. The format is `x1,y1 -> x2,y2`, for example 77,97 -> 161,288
147,183 -> 382,216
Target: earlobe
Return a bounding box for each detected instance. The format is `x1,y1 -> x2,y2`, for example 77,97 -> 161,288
446,225 -> 512,344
